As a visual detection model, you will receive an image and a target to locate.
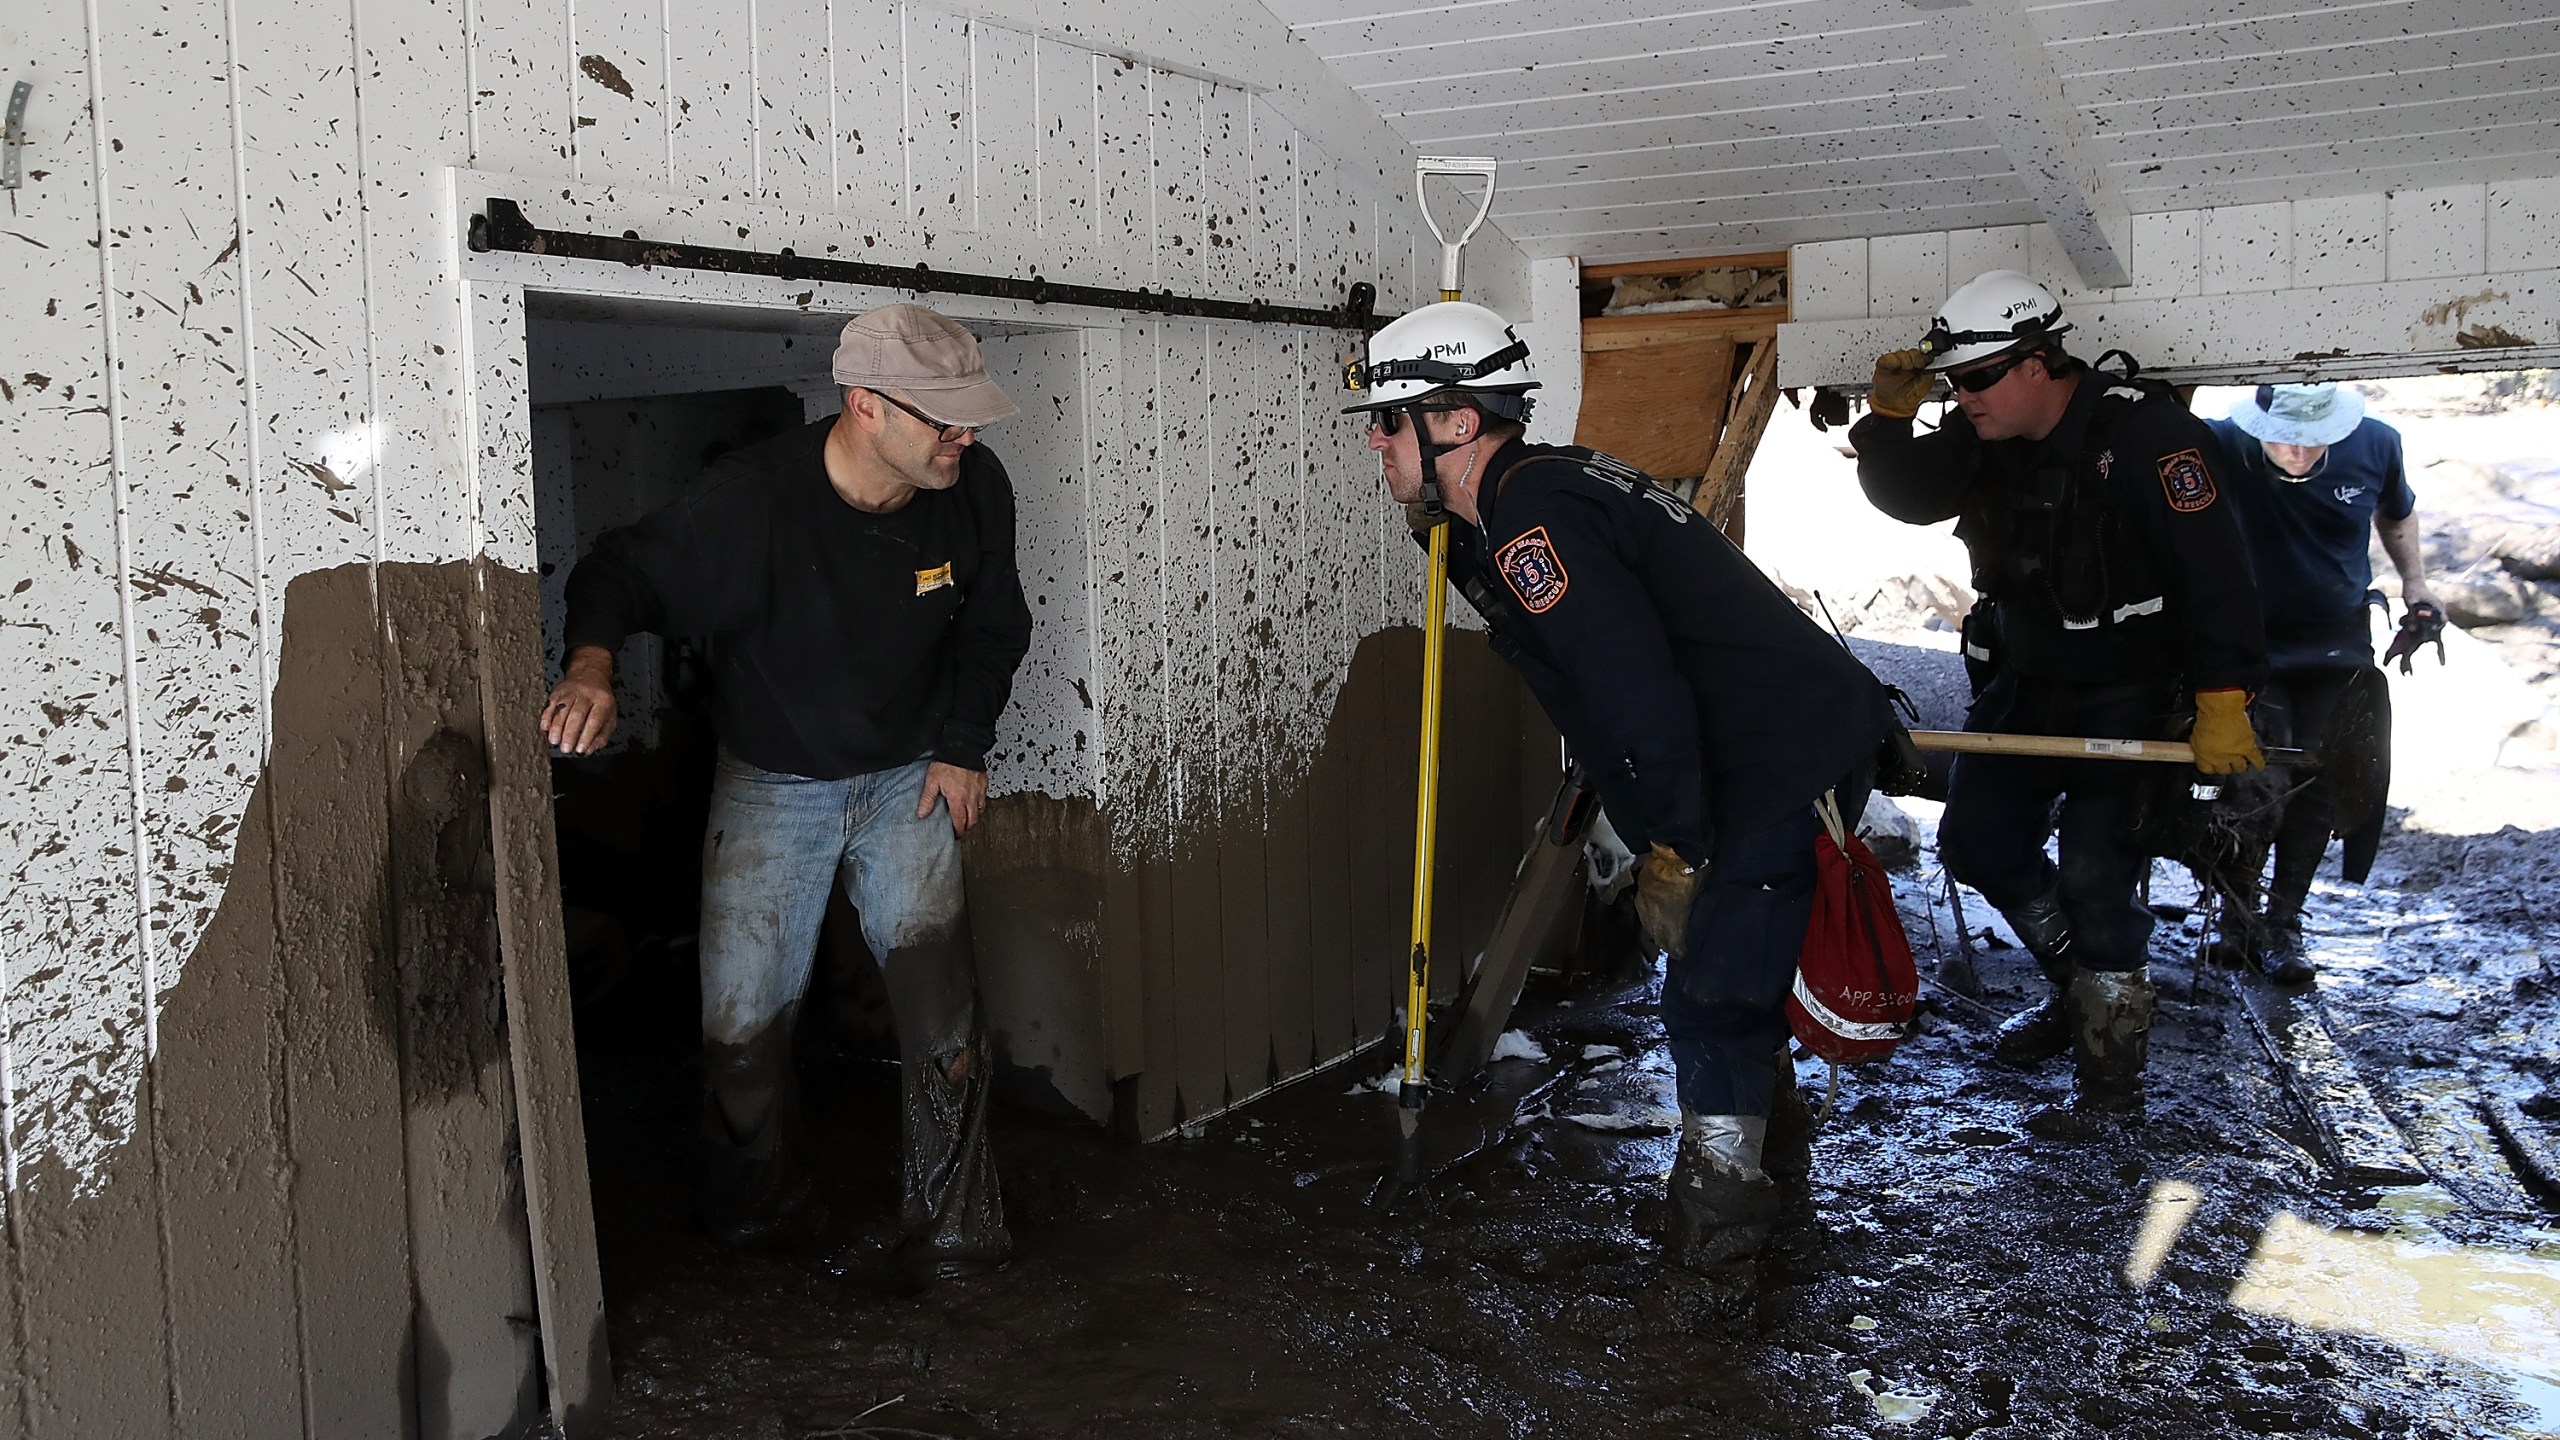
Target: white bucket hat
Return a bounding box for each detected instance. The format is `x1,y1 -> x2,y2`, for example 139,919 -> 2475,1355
2226,383 -> 2365,447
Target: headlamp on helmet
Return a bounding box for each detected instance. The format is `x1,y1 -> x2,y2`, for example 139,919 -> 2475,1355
1916,270 -> 2072,373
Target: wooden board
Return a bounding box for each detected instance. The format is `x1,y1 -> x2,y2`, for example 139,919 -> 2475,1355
1574,336 -> 1737,480
1581,309 -> 1786,351
1694,339 -> 1780,534
2236,976 -> 2429,1188
1582,250 -> 1791,280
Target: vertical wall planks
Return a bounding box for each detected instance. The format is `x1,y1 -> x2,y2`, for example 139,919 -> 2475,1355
1258,334 -> 1317,1081
982,331 -> 1091,793
903,5 -> 972,234
239,0 -> 418,1398
467,0 -> 571,175
1122,319 -> 1181,1132
1300,341 -> 1361,1063
668,0 -> 755,191
1201,87 -> 1251,300
830,0 -> 905,223
972,22 -> 1037,235
1,1 -> 164,1434
756,0 -> 836,211
1152,76 -> 1205,293
571,0 -> 669,190
1208,324 -> 1271,1102
1034,40 -> 1097,248
357,0 -> 474,570
1092,55 -> 1151,291
1246,105 -> 1294,304
1153,320 -> 1224,1119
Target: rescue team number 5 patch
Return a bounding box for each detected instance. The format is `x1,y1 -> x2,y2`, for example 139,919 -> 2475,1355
2156,448 -> 2219,512
1496,526 -> 1570,613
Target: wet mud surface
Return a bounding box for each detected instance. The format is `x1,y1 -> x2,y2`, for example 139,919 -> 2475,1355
583,812 -> 2560,1440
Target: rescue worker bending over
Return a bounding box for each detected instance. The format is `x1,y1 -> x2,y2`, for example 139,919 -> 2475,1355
1851,271 -> 2267,1112
1346,302 -> 1898,1305
2209,382 -> 2440,983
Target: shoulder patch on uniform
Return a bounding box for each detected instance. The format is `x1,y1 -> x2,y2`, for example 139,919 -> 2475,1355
1494,526 -> 1571,614
2156,448 -> 2218,512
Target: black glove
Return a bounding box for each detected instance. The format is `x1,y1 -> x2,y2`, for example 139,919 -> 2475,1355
2381,601 -> 2446,674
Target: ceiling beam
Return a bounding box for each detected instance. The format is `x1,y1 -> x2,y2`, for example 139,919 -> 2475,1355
1920,0 -> 2133,290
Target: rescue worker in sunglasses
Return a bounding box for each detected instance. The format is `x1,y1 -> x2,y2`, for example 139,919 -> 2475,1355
1346,301 -> 1898,1316
1850,270 -> 2267,1113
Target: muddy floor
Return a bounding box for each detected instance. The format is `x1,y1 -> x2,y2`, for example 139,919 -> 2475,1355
576,799 -> 2560,1440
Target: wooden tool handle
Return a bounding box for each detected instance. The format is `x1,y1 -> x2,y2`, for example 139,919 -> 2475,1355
1907,730 -> 2196,763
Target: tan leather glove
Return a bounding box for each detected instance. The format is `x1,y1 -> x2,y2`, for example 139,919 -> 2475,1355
1403,500 -> 1443,537
1868,348 -> 1935,420
1634,844 -> 1702,959
2190,689 -> 2264,774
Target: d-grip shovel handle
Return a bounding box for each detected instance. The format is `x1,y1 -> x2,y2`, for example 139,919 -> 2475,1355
1415,156 -> 1498,299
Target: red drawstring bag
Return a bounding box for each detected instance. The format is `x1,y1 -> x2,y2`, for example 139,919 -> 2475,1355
1787,790 -> 1919,1063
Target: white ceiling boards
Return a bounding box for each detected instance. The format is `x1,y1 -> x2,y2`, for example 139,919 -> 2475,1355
1261,0 -> 2560,265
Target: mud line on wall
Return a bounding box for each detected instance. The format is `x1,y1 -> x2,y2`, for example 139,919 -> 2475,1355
970,627 -> 1551,1141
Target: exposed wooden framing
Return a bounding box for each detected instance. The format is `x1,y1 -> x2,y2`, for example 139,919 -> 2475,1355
1584,309 -> 1785,351
1581,250 -> 1791,281
1692,338 -> 1780,540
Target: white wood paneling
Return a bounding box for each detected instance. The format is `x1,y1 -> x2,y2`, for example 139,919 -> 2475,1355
904,4 -> 973,232
1868,233 -> 1948,317
758,0 -> 838,210
573,0 -> 669,190
669,0 -> 756,190
974,22 -> 1039,234
832,0 -> 907,221
1036,39 -> 1097,244
2490,178 -> 2560,274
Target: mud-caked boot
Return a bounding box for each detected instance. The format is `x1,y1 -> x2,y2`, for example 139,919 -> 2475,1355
2253,913 -> 2314,986
2064,966 -> 2157,1114
1665,1113 -> 1780,1279
895,1024 -> 1014,1283
1991,889 -> 2077,1068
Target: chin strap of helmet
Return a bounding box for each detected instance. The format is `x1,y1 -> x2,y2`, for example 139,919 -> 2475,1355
1409,404 -> 1448,517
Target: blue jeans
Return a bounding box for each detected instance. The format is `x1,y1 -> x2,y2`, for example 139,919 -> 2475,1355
699,753 -> 971,1053
1660,768 -> 1873,1120
694,751 -> 1006,1262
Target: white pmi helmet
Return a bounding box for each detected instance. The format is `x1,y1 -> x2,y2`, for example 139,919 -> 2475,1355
1342,300 -> 1539,422
1918,269 -> 2072,372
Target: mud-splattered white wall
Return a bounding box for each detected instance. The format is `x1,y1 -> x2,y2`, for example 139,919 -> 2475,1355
0,0 -> 1525,1430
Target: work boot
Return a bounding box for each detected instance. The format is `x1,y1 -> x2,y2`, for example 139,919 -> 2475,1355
1665,1112 -> 1781,1285
2064,966 -> 2157,1113
2253,915 -> 2315,986
896,1022 -> 1013,1281
1991,889 -> 2076,1068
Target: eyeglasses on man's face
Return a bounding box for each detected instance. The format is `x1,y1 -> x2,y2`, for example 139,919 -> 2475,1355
872,390 -> 976,441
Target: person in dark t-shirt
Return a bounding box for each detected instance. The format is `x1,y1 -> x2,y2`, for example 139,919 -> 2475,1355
544,303 -> 1032,1278
2209,383 -> 2439,982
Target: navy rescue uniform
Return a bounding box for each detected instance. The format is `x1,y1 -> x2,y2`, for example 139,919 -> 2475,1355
2209,414 -> 2416,913
1850,369 -> 2266,970
1435,437 -> 1899,1122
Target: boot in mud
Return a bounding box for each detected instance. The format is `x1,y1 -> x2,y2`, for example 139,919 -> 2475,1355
1660,1110 -> 1779,1329
1991,889 -> 2077,1069
1762,1050 -> 1817,1218
895,1019 -> 1012,1283
2253,912 -> 2315,986
694,1008 -> 832,1250
2065,966 -> 2157,1114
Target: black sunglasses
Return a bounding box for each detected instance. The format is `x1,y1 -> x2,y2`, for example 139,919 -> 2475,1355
1366,403 -> 1467,436
1948,349 -> 2038,394
871,389 -> 975,441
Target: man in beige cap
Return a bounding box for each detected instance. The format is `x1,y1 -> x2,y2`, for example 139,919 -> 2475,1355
544,302 -> 1030,1279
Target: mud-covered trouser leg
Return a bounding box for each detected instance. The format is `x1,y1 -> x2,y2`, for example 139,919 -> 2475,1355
2262,666 -> 2358,924
695,750 -> 857,1231
841,759 -> 1010,1270
1940,756 -> 2154,973
1660,769 -> 1873,1121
